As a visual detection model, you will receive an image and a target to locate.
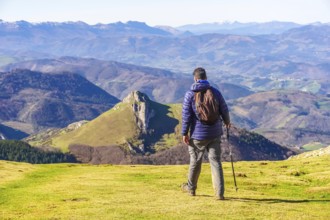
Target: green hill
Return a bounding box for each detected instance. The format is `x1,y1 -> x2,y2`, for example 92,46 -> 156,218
0,152 -> 329,219
25,91 -> 294,163
52,101 -> 139,151
27,91 -> 181,152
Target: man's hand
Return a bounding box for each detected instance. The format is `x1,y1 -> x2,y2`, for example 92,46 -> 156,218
226,123 -> 231,130
182,135 -> 190,145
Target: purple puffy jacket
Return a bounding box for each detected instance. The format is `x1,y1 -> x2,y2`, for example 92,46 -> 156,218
181,80 -> 230,140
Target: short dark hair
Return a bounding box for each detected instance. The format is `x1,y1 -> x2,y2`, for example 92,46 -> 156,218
193,67 -> 207,80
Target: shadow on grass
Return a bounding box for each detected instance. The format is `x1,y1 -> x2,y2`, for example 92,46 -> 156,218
196,195 -> 213,198
226,197 -> 330,203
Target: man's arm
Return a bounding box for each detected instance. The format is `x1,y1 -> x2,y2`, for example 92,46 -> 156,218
182,92 -> 193,145
216,90 -> 230,126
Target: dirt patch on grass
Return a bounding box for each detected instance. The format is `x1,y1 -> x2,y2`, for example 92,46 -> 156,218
62,198 -> 89,202
306,186 -> 330,193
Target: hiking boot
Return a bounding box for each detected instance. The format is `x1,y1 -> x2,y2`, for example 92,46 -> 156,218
215,195 -> 225,200
181,183 -> 196,196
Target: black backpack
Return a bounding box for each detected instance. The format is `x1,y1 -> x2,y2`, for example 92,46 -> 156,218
194,88 -> 220,125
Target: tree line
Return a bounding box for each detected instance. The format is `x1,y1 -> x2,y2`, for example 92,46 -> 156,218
0,140 -> 76,164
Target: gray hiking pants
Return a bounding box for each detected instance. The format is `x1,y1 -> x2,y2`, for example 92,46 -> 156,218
187,137 -> 224,196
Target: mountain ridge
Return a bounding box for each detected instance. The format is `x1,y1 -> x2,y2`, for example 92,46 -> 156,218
1,20 -> 329,96
177,21 -> 303,35
1,20 -> 329,75
0,69 -> 119,134
0,20 -> 173,37
1,57 -> 253,103
229,90 -> 330,148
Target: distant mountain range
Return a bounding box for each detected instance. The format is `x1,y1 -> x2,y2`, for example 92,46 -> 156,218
229,90 -> 330,148
0,69 -> 119,134
2,57 -> 189,103
0,20 -> 171,37
1,20 -> 329,96
177,21 -> 302,35
0,21 -> 328,72
1,57 -> 253,103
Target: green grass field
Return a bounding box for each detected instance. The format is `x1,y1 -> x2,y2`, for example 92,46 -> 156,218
50,102 -> 138,151
1,155 -> 329,220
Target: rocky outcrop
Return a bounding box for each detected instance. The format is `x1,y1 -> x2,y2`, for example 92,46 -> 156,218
66,120 -> 88,131
123,91 -> 155,134
24,120 -> 88,147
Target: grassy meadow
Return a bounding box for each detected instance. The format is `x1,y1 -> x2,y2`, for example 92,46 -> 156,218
0,155 -> 329,220
30,101 -> 183,152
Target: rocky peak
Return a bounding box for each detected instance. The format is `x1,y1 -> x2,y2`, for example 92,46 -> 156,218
123,91 -> 150,103
66,120 -> 88,131
123,91 -> 155,134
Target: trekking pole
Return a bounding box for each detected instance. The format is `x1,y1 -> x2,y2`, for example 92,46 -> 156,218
227,127 -> 238,192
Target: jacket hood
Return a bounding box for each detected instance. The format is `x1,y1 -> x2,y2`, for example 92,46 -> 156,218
191,80 -> 211,92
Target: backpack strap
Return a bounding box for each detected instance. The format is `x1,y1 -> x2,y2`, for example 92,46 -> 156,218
194,90 -> 205,108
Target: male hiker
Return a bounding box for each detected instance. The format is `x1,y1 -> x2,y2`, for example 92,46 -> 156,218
181,67 -> 230,200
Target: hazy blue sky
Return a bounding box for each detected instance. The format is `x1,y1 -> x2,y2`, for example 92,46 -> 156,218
0,0 -> 329,26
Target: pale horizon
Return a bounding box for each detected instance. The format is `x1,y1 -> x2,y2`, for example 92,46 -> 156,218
1,19 -> 327,27
0,0 -> 330,27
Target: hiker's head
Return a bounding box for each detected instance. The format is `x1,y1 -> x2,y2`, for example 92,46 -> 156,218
193,67 -> 207,81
